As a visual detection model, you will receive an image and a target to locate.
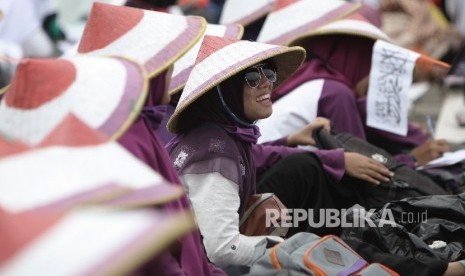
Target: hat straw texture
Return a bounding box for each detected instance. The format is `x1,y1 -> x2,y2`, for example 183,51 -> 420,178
219,0 -> 275,26
167,35 -> 306,134
0,56 -> 148,146
257,0 -> 361,45
78,2 -> 207,78
169,23 -> 244,95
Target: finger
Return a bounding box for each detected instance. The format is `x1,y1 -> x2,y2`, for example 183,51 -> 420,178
366,170 -> 391,182
435,139 -> 448,145
361,174 -> 381,186
367,162 -> 394,177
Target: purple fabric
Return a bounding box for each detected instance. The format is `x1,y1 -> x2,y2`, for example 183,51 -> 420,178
337,259 -> 369,276
156,104 -> 173,145
167,123 -> 256,215
118,71 -> 224,276
358,4 -> 382,27
317,80 -> 367,139
253,144 -> 345,182
394,153 -> 417,169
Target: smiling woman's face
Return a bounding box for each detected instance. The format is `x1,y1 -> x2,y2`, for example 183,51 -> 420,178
242,62 -> 276,121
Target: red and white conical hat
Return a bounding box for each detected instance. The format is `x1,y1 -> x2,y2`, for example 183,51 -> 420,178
77,2 -> 207,78
168,23 -> 243,95
167,35 -> 306,134
0,55 -> 147,146
0,207 -> 194,276
219,0 -> 275,26
257,0 -> 361,45
0,114 -> 183,213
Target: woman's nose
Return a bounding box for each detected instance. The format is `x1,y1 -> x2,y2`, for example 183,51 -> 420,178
258,69 -> 272,87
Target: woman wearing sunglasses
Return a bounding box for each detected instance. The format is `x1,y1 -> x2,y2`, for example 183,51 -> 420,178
163,35 -> 465,275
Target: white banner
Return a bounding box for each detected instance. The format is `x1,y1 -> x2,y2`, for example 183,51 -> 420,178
367,40 -> 420,136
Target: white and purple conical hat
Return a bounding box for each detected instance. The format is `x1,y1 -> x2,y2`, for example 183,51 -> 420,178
168,23 -> 243,95
0,55 -> 147,146
0,114 -> 183,213
167,35 -> 306,134
0,207 -> 194,276
288,12 -> 392,47
257,0 -> 361,45
219,0 -> 275,26
77,2 -> 207,78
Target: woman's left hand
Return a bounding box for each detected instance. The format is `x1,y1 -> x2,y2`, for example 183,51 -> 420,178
287,117 -> 331,146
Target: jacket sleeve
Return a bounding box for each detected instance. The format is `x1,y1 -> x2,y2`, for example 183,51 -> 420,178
180,172 -> 283,268
253,144 -> 346,182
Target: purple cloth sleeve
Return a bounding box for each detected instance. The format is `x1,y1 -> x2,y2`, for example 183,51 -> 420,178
318,79 -> 367,140
253,144 -> 345,182
260,136 -> 289,147
394,153 -> 417,169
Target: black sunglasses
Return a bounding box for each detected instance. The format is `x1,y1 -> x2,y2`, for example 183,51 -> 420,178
244,63 -> 277,88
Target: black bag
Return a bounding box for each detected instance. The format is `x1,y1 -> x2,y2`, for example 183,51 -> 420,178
313,129 -> 449,208
420,161 -> 465,194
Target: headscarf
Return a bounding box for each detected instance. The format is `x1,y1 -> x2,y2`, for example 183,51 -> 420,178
272,34 -> 374,102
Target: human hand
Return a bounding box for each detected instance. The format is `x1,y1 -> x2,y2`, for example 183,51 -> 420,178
287,117 -> 331,146
344,152 -> 394,186
410,139 -> 450,166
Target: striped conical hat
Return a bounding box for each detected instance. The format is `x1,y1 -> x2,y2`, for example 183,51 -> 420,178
0,114 -> 183,213
168,23 -> 244,95
0,55 -> 147,146
288,12 -> 392,47
77,2 -> 207,78
167,35 -> 306,134
0,207 -> 194,276
219,0 -> 275,26
257,0 -> 361,45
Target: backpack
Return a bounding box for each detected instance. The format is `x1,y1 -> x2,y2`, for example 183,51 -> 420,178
247,232 -> 398,276
313,129 -> 449,209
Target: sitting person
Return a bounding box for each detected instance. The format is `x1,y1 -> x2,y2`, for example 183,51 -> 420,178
255,2 -> 451,168
165,34 -> 462,275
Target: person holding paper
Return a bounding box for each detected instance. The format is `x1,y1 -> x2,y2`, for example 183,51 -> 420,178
255,1 -> 451,169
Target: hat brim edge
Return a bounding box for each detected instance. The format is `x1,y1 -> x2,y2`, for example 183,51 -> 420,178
167,46 -> 306,134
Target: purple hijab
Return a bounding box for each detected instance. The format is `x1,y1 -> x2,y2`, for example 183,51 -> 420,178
273,34 -> 428,153
118,71 -> 224,276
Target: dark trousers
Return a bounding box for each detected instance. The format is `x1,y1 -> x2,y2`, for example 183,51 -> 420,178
256,152 -> 363,237
255,153 -> 448,276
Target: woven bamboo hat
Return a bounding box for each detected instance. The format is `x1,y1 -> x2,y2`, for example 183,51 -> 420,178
77,2 -> 207,78
168,23 -> 244,95
0,114 -> 183,213
167,35 -> 306,134
288,12 -> 392,47
257,0 -> 361,45
0,207 -> 194,276
0,55 -> 147,146
219,0 -> 275,26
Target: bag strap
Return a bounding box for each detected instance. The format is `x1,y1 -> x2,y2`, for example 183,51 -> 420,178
239,193 -> 274,227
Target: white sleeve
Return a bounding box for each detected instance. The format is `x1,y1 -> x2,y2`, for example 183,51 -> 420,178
180,172 -> 283,268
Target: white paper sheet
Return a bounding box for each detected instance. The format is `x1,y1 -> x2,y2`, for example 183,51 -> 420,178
417,149 -> 465,170
367,40 -> 420,136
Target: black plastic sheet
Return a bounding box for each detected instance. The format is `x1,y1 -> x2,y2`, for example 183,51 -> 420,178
340,193 -> 465,262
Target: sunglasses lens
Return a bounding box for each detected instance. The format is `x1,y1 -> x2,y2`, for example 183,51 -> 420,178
262,68 -> 277,82
245,71 -> 261,87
